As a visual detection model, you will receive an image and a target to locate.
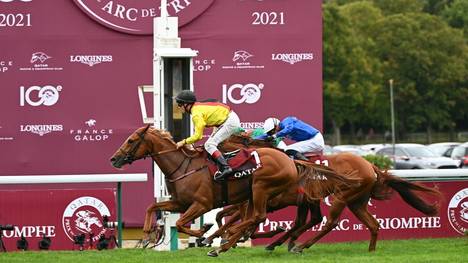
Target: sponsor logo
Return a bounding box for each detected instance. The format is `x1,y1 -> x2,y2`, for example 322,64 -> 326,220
233,167 -> 257,178
20,124 -> 63,136
258,215 -> 441,233
0,225 -> 56,239
69,119 -> 113,142
240,122 -> 263,130
193,58 -> 215,72
70,55 -> 113,67
271,52 -> 314,65
448,188 -> 468,235
0,60 -> 13,73
222,50 -> 265,70
31,52 -> 51,63
20,85 -> 62,107
222,83 -> 263,104
19,52 -> 63,71
85,119 -> 96,127
73,0 -> 214,35
62,196 -> 111,242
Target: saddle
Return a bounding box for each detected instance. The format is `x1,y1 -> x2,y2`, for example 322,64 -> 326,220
207,148 -> 261,180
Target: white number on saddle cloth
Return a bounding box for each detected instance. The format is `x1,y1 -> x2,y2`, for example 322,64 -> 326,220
315,159 -> 329,166
251,150 -> 262,168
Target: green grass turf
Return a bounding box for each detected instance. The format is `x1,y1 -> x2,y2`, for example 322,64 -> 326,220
0,237 -> 466,263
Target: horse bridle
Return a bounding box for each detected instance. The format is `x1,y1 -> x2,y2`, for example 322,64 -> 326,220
119,125 -> 196,165
119,125 -> 154,164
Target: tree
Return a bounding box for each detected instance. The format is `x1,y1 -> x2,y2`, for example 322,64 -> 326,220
372,13 -> 467,142
441,0 -> 468,38
373,0 -> 425,15
323,2 -> 384,144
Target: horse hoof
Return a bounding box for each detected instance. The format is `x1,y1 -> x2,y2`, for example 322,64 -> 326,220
265,245 -> 275,251
287,242 -> 296,252
207,250 -> 219,257
220,238 -> 229,245
201,238 -> 212,246
141,239 -> 151,249
196,237 -> 206,247
290,245 -> 303,254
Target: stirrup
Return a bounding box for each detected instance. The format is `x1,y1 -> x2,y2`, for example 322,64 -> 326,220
214,168 -> 232,181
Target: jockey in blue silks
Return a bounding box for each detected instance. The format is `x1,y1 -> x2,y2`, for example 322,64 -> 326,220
255,116 -> 325,161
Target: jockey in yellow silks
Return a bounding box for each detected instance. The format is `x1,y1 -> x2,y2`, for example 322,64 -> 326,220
174,90 -> 241,181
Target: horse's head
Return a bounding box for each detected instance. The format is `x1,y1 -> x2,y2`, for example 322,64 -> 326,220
110,125 -> 154,168
110,125 -> 179,169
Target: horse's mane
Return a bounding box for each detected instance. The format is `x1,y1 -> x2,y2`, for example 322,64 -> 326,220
225,133 -> 276,148
149,128 -> 175,143
148,127 -> 204,154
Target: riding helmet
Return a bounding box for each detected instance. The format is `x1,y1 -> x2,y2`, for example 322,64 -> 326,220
263,117 -> 280,133
174,90 -> 197,104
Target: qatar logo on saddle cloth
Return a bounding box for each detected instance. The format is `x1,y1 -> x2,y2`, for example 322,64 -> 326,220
208,149 -> 262,180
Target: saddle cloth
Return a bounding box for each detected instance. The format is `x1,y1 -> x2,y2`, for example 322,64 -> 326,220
207,148 -> 261,180
306,153 -> 329,166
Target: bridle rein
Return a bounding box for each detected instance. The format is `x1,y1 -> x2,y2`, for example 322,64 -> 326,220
118,125 -> 206,182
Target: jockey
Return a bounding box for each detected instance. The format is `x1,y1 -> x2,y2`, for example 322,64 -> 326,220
174,90 -> 241,181
250,127 -> 287,149
256,116 -> 324,161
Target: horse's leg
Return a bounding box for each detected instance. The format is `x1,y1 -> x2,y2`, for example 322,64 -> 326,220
286,201 -> 323,251
175,202 -> 213,237
263,204 -> 309,251
202,210 -> 241,246
215,205 -> 239,228
143,201 -> 181,235
142,200 -> 182,247
291,200 -> 346,253
208,192 -> 268,257
348,202 -> 379,252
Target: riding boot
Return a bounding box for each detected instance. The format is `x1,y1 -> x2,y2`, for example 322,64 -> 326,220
294,152 -> 309,161
214,156 -> 233,181
285,149 -> 309,161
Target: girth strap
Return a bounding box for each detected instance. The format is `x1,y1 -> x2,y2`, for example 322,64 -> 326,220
222,180 -> 228,206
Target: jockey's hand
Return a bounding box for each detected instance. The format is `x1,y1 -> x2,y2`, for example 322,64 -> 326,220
265,136 -> 274,142
176,140 -> 185,149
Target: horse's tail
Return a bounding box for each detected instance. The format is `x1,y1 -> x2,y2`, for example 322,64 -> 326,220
296,161 -> 361,202
371,165 -> 442,216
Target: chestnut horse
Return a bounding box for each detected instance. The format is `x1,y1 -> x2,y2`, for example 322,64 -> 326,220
109,125 -> 356,256
216,134 -> 441,253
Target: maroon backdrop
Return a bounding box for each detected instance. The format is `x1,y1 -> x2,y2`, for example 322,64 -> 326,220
0,0 -> 322,227
252,182 -> 468,245
0,189 -> 116,251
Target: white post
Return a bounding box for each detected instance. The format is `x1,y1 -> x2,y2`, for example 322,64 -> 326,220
152,0 -> 198,250
389,79 -> 396,165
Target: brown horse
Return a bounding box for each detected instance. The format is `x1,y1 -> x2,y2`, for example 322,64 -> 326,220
109,125 -> 356,256
217,134 -> 441,253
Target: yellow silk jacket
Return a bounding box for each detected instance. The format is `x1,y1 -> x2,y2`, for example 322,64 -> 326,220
184,102 -> 231,144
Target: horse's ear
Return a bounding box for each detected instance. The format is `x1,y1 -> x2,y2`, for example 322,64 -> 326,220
143,124 -> 151,133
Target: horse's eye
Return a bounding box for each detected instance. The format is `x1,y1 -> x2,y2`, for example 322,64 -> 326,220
128,139 -> 134,144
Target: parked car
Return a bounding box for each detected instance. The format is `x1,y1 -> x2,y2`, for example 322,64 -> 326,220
333,145 -> 370,156
427,142 -> 461,156
376,143 -> 459,169
442,142 -> 468,168
360,143 -> 390,154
